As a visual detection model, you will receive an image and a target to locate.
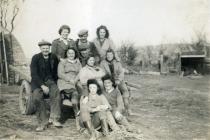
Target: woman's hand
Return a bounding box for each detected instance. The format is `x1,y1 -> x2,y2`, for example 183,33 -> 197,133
96,105 -> 109,111
82,96 -> 88,104
114,111 -> 123,120
41,85 -> 49,95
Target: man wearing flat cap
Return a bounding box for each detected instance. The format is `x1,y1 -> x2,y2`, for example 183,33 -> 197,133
75,29 -> 100,67
30,40 -> 62,131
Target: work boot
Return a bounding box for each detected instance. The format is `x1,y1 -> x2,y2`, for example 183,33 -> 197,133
83,121 -> 96,140
101,119 -> 109,136
50,118 -> 62,128
118,116 -> 133,132
36,124 -> 47,132
53,120 -> 62,127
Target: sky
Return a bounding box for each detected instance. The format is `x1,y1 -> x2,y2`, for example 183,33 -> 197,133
13,0 -> 210,58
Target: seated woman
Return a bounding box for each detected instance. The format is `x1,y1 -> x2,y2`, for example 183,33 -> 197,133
102,74 -> 133,132
80,79 -> 110,139
100,49 -> 132,115
77,55 -> 105,96
57,48 -> 81,120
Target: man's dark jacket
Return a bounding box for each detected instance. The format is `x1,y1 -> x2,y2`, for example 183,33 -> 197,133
30,53 -> 59,91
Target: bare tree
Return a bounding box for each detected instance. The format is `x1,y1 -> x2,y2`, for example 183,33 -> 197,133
118,41 -> 138,66
0,0 -> 20,33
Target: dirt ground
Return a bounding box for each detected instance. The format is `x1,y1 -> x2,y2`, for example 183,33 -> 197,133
0,75 -> 210,140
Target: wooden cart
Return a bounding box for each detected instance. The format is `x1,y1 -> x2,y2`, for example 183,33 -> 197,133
9,65 -> 73,115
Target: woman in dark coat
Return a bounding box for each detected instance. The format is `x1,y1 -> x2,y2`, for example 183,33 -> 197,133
51,25 -> 76,61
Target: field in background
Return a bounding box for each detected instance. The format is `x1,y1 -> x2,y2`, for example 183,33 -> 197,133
0,75 -> 210,140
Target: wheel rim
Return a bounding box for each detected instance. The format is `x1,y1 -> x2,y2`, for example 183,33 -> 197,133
19,81 -> 30,114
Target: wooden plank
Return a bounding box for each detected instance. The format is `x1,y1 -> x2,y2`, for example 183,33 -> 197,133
181,55 -> 205,58
125,81 -> 141,89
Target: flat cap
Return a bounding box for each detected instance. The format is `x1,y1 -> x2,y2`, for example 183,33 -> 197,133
38,40 -> 51,47
78,29 -> 88,36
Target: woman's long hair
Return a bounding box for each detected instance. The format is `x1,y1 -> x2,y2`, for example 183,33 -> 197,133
96,25 -> 109,39
87,79 -> 102,95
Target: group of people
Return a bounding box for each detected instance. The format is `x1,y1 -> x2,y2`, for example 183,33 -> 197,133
30,25 -> 134,140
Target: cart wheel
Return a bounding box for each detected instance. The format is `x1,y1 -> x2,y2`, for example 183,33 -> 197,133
19,80 -> 35,115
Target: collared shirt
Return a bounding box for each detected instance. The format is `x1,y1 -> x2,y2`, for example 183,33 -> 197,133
59,37 -> 68,45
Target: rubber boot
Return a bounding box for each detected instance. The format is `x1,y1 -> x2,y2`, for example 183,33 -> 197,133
106,111 -> 120,131
101,119 -> 109,136
124,98 -> 133,116
83,121 -> 96,140
118,116 -> 133,132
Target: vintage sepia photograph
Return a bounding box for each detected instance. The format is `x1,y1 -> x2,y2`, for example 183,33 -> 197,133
0,0 -> 210,139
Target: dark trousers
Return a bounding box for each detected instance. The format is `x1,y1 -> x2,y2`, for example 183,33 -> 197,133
32,80 -> 61,125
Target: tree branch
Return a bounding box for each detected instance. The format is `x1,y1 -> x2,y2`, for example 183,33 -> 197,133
10,5 -> 19,33
0,2 -> 4,27
3,8 -> 8,28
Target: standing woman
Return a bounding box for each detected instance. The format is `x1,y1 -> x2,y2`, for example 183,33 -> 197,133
52,25 -> 76,61
93,25 -> 120,62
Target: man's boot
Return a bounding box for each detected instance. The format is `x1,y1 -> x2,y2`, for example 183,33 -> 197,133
83,121 -> 96,140
101,119 -> 109,136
